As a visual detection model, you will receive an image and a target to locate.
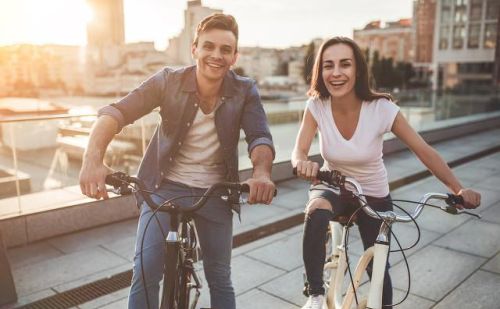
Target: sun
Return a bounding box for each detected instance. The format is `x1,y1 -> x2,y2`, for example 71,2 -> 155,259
23,0 -> 93,45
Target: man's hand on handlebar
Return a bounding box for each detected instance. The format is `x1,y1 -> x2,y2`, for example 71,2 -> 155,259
79,160 -> 113,200
244,176 -> 276,205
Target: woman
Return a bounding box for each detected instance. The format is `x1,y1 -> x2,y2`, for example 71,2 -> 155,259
291,37 -> 481,309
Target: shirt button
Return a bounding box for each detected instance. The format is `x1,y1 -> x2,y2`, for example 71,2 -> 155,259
187,122 -> 191,126
155,184 -> 159,189
169,157 -> 173,161
160,172 -> 164,177
194,103 -> 198,107
178,142 -> 182,145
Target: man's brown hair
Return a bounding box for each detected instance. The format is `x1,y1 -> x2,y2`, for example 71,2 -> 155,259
193,13 -> 239,52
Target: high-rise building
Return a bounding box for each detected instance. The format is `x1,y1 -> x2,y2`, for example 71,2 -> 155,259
432,0 -> 498,90
86,0 -> 125,48
414,0 -> 437,63
166,0 -> 222,65
353,19 -> 414,63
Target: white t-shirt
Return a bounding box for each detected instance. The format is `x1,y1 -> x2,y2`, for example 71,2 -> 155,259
165,108 -> 226,188
307,97 -> 400,197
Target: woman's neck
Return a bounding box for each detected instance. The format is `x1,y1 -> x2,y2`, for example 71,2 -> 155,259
330,92 -> 362,114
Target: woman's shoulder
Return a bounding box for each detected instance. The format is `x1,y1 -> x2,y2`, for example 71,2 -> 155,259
307,96 -> 329,109
365,97 -> 399,112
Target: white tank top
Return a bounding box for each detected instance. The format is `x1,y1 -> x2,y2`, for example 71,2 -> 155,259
306,97 -> 399,197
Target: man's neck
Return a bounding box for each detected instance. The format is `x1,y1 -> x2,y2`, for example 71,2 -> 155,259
196,74 -> 223,99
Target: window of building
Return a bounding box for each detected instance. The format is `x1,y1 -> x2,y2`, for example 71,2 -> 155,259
484,22 -> 497,49
453,25 -> 465,49
439,25 -> 450,49
469,0 -> 483,21
454,2 -> 467,23
486,0 -> 499,20
441,0 -> 452,24
468,24 -> 481,48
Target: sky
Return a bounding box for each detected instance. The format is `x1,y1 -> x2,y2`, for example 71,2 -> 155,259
0,0 -> 413,50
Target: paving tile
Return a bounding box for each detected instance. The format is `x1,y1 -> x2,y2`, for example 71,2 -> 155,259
271,188 -> 309,210
53,263 -> 131,292
231,255 -> 286,295
391,245 -> 486,301
482,252 -> 500,274
237,288 -> 300,309
232,230 -> 289,257
12,247 -> 129,296
238,203 -> 290,226
392,288 -> 435,309
94,297 -> 128,309
245,231 -> 302,271
476,188 -> 500,209
101,235 -> 136,261
476,174 -> 500,191
259,267 -> 306,307
0,289 -> 56,309
433,270 -> 500,309
434,219 -> 500,258
47,219 -> 137,253
7,241 -> 63,269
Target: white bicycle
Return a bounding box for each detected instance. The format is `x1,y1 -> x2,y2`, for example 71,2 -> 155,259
299,169 -> 480,309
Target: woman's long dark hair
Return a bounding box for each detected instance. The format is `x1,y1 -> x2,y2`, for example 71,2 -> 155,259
307,37 -> 393,102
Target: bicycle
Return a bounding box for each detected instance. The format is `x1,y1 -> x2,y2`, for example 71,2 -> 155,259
105,171 -> 268,309
295,169 -> 480,309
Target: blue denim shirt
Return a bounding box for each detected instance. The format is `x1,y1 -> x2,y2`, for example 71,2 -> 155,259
98,65 -> 274,205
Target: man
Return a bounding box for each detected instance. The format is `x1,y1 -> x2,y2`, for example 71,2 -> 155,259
79,13 -> 275,309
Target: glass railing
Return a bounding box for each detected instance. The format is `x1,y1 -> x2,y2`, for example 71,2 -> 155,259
0,88 -> 499,217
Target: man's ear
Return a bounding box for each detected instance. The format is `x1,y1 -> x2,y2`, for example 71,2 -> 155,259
231,51 -> 239,66
191,43 -> 197,59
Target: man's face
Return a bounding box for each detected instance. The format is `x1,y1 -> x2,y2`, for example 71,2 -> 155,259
192,29 -> 238,82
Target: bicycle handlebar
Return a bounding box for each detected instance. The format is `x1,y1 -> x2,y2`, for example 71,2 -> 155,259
292,167 -> 478,222
105,172 -> 254,214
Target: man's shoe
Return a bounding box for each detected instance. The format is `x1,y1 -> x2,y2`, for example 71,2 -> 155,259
301,294 -> 327,309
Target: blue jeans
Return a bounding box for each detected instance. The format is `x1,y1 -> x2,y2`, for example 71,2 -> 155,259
128,179 -> 235,309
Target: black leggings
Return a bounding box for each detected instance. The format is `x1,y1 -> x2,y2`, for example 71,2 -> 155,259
303,187 -> 393,307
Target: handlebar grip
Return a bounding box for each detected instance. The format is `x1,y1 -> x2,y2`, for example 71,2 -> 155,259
105,173 -> 122,187
240,184 -> 277,196
446,194 -> 464,206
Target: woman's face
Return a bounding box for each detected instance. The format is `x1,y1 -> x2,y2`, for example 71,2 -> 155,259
321,43 -> 357,99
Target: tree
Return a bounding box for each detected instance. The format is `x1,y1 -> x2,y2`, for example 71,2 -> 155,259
303,41 -> 315,84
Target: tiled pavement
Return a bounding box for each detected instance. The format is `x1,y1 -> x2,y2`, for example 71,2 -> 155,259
2,128 -> 500,309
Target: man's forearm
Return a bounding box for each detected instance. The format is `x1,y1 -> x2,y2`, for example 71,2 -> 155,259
250,145 -> 274,178
83,115 -> 119,163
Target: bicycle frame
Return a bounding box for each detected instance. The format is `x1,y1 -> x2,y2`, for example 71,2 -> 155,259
162,208 -> 202,309
325,218 -> 391,309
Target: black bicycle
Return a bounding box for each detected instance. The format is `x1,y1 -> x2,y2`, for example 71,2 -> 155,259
105,171 -> 258,309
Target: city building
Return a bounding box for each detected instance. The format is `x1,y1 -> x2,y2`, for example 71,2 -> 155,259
413,0 -> 437,85
86,0 -> 125,49
165,0 -> 222,65
0,45 -> 86,97
432,0 -> 499,90
353,18 -> 414,63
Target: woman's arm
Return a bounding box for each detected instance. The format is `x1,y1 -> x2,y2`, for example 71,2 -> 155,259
292,109 -> 320,181
391,112 -> 481,208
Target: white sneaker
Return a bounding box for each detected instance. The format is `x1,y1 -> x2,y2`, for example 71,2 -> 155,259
301,294 -> 327,309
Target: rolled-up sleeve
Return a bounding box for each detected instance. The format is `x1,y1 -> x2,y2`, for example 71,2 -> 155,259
241,81 -> 275,158
96,68 -> 170,133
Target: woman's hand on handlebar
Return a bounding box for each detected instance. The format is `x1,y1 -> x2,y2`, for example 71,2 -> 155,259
79,160 -> 113,200
456,188 -> 481,209
294,160 -> 320,184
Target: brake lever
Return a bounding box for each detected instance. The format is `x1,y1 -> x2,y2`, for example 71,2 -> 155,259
442,205 -> 481,218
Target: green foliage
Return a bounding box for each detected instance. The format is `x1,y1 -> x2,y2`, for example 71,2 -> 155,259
368,49 -> 415,90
